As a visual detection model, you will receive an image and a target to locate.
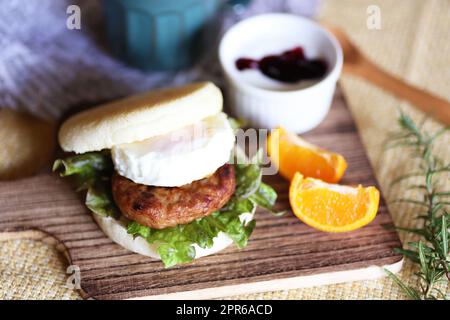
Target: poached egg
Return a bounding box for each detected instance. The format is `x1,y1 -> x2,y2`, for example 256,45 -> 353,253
111,112 -> 235,187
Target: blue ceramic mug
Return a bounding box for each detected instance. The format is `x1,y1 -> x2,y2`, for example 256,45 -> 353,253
103,0 -> 250,71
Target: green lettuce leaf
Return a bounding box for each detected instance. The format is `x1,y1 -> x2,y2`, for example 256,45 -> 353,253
53,151 -> 113,190
53,151 -> 119,218
54,149 -> 278,268
234,163 -> 262,197
158,242 -> 196,268
249,182 -> 285,216
249,182 -> 276,209
127,197 -> 257,267
85,184 -> 120,218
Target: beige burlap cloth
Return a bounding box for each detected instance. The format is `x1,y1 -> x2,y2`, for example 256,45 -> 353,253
1,0 -> 449,299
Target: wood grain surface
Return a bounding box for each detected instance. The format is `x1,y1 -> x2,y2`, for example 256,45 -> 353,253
0,89 -> 403,299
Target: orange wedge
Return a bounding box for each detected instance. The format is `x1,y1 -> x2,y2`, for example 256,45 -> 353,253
289,173 -> 380,232
267,127 -> 347,183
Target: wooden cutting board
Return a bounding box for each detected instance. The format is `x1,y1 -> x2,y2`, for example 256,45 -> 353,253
0,88 -> 403,300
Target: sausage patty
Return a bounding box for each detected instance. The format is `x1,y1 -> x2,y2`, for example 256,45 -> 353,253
112,164 -> 235,229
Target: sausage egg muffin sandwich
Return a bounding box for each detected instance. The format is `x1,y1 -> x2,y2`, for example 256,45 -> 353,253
54,82 -> 277,267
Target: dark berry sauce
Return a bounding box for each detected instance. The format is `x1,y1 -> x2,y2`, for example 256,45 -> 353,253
235,47 -> 328,83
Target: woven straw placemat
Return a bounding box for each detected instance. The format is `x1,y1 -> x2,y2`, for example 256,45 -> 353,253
1,0 -> 449,299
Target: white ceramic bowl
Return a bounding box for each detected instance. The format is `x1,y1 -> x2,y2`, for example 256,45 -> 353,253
219,13 -> 343,132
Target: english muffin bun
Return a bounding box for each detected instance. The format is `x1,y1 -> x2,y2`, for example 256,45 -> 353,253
59,82 -> 222,153
0,109 -> 55,180
93,212 -> 255,260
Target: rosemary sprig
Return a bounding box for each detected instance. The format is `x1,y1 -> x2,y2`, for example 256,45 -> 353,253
386,112 -> 450,300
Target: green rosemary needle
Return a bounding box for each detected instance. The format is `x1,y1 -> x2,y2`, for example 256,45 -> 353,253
386,112 -> 449,300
